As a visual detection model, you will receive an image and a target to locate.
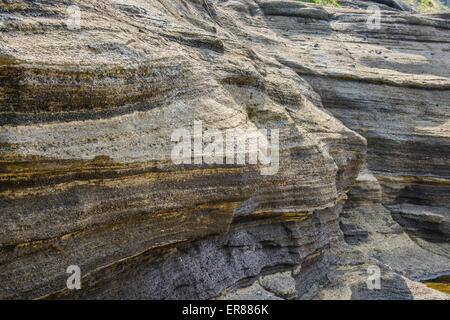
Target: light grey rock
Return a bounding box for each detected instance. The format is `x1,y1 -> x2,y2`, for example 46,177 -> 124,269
259,271 -> 297,299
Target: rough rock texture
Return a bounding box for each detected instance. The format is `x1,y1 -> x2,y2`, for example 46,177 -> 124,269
0,0 -> 448,299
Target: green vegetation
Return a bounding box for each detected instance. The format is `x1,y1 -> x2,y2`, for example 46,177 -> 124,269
418,0 -> 438,10
293,0 -> 449,11
293,0 -> 341,8
422,275 -> 450,294
407,0 -> 449,11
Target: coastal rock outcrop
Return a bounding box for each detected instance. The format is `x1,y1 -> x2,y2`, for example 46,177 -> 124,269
0,0 -> 448,299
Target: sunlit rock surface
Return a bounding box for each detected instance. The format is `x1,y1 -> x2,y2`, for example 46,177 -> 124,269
0,0 -> 448,299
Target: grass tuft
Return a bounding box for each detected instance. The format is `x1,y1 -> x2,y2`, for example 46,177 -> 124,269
293,0 -> 341,8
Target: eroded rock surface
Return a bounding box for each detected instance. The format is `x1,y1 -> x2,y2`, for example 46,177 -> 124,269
0,0 -> 448,299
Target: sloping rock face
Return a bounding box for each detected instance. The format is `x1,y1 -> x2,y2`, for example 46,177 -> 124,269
0,0 -> 448,299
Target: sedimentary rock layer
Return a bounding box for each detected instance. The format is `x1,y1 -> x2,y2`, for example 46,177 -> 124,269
0,0 -> 448,299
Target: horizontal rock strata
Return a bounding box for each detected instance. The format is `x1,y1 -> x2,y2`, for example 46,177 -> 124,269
0,0 -> 448,299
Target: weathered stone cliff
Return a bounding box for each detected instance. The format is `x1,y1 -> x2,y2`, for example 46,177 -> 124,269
0,0 -> 448,299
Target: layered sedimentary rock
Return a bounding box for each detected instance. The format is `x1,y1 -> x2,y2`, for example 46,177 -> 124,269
0,0 -> 448,299
338,169 -> 449,294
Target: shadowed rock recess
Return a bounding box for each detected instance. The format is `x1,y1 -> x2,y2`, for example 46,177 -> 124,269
0,0 -> 448,300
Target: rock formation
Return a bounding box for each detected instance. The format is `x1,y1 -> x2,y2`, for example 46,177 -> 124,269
0,0 -> 448,299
